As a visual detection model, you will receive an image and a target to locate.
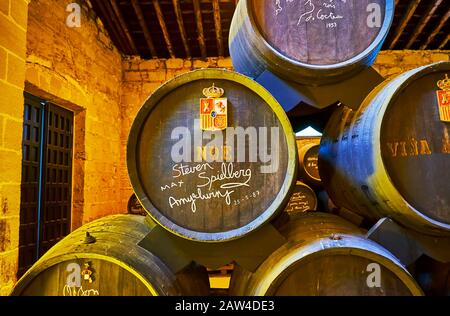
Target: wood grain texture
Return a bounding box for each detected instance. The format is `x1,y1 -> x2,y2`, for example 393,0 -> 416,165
212,0 -> 224,56
381,71 -> 450,224
172,0 -> 191,58
387,0 -> 421,49
252,0 -> 385,65
153,0 -> 175,58
230,213 -> 423,296
319,62 -> 450,235
131,0 -> 158,58
12,215 -> 210,296
229,0 -> 394,84
420,8 -> 450,50
127,69 -> 297,242
193,0 -> 207,58
108,0 -> 137,54
404,0 -> 443,49
272,255 -> 412,296
20,258 -> 151,296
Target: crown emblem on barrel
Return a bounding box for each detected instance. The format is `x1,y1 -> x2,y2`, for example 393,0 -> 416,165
437,74 -> 450,91
203,83 -> 225,98
436,74 -> 450,122
200,83 -> 228,131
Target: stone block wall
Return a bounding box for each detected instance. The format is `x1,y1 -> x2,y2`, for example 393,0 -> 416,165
373,50 -> 450,78
25,0 -> 123,227
0,0 -> 29,296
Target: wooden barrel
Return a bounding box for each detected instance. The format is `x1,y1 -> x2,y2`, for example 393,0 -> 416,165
317,190 -> 367,227
319,62 -> 450,235
11,215 -> 210,296
127,69 -> 297,242
230,213 -> 423,296
412,256 -> 450,296
229,0 -> 394,85
296,137 -> 321,186
285,182 -> 317,214
127,194 -> 146,216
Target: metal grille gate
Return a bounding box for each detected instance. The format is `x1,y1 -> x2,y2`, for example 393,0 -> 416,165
18,93 -> 74,277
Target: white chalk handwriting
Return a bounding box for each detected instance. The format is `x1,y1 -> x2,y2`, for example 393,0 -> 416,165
63,285 -> 99,296
165,163 -> 254,213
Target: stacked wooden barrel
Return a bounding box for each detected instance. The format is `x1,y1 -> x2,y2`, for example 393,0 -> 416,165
127,69 -> 297,242
230,213 -> 422,296
312,62 -> 450,297
284,137 -> 322,214
296,137 -> 321,187
13,0 -> 449,297
319,62 -> 450,235
284,182 -> 317,214
127,194 -> 146,216
226,0 -> 448,297
229,0 -> 394,85
12,215 -> 210,296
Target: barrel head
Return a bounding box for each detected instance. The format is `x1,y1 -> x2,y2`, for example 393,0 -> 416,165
381,69 -> 450,225
270,254 -> 415,296
251,0 -> 390,66
296,137 -> 321,186
285,182 -> 318,214
127,70 -> 297,242
17,258 -> 153,296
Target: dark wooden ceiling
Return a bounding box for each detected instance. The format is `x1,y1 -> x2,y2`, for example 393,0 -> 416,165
90,0 -> 450,59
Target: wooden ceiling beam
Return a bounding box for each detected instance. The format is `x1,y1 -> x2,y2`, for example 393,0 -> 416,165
192,0 -> 207,59
131,0 -> 158,58
388,0 -> 421,49
95,1 -> 130,54
108,0 -> 138,55
405,0 -> 444,49
438,34 -> 449,49
420,8 -> 450,49
152,0 -> 176,58
172,0 -> 191,58
212,0 -> 224,57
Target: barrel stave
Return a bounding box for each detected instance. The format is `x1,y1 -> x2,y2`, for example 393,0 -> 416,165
229,0 -> 394,85
12,215 -> 210,296
230,213 -> 423,296
127,69 -> 297,242
319,62 -> 450,235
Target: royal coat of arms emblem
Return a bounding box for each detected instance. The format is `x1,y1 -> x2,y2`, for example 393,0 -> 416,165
437,74 -> 450,122
200,83 -> 228,131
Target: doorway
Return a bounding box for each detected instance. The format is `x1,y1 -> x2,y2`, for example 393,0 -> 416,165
18,93 -> 74,277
